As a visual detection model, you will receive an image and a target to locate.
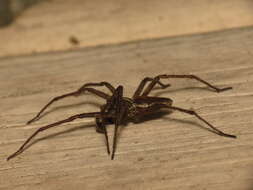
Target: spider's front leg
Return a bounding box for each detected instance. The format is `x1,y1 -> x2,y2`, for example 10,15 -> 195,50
140,74 -> 232,97
27,82 -> 115,124
95,117 -> 110,155
95,105 -> 113,155
7,112 -> 101,161
111,85 -> 126,160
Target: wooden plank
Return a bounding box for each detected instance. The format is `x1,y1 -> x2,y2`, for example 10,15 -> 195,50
1,26 -> 253,190
0,0 -> 253,57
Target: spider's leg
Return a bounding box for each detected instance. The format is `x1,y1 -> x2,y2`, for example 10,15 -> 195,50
7,112 -> 100,161
166,105 -> 236,138
95,112 -> 110,155
111,86 -> 126,160
142,74 -> 232,96
133,77 -> 170,99
27,83 -> 114,124
134,96 -> 173,106
79,82 -> 115,94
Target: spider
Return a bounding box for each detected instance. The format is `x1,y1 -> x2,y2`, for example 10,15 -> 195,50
7,74 -> 236,161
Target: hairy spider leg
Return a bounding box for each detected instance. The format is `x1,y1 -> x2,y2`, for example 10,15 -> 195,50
95,105 -> 113,155
27,82 -> 115,124
141,74 -> 232,97
134,96 -> 173,106
7,112 -> 101,161
133,77 -> 171,99
95,87 -> 126,158
79,82 -> 115,93
111,85 -> 126,160
95,117 -> 110,155
158,104 -> 236,138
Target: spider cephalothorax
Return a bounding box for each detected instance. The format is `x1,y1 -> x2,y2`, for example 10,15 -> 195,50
7,74 -> 236,161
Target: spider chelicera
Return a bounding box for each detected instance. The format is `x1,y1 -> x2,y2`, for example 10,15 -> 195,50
7,74 -> 236,161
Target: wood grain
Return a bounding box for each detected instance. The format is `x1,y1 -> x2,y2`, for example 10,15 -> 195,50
0,0 -> 253,57
1,26 -> 253,190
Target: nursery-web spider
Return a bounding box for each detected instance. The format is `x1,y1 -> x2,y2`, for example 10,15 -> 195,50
7,74 -> 236,161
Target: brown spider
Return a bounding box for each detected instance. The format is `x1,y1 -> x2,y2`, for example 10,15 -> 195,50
7,74 -> 236,161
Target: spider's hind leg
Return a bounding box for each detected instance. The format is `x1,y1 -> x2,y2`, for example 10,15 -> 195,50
166,105 -> 236,138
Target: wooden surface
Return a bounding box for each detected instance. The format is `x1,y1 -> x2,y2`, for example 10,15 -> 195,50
1,27 -> 253,190
1,0 -> 253,57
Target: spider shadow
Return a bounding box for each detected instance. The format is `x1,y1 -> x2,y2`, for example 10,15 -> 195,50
18,123 -> 96,156
123,110 -> 224,138
116,112 -> 171,137
31,101 -> 101,122
161,116 -> 221,136
17,112 -> 229,159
